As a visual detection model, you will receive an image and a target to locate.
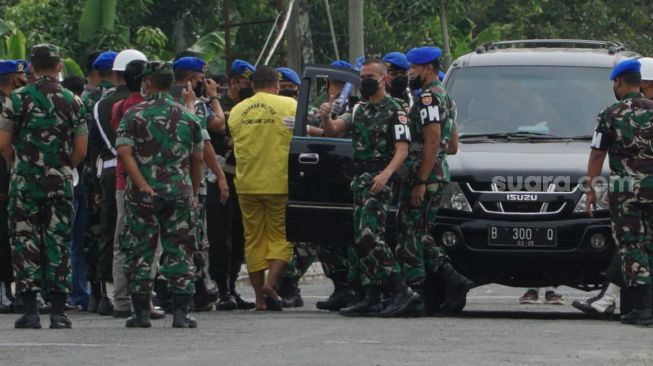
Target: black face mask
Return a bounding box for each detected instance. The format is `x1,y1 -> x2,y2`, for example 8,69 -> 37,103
238,87 -> 254,100
193,79 -> 206,97
360,78 -> 380,98
389,75 -> 408,99
279,89 -> 297,99
409,74 -> 423,91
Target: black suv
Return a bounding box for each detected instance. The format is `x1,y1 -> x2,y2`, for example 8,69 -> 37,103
287,40 -> 638,309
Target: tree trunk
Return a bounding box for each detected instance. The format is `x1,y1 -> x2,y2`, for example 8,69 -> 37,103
440,0 -> 452,69
297,0 -> 314,65
348,0 -> 364,63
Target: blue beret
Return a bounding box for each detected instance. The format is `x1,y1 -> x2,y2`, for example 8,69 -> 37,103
382,52 -> 409,71
0,60 -> 27,75
438,71 -> 445,81
173,56 -> 208,73
610,59 -> 641,80
330,60 -> 354,70
276,67 -> 300,86
231,59 -> 255,80
93,51 -> 118,70
406,46 -> 442,65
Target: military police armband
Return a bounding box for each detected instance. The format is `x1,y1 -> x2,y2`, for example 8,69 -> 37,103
392,110 -> 411,142
418,90 -> 442,126
590,130 -> 610,151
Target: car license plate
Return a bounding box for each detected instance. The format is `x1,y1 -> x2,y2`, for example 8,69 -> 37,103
488,226 -> 556,247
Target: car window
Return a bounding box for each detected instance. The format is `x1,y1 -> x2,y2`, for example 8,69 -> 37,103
446,66 -> 615,137
301,76 -> 358,139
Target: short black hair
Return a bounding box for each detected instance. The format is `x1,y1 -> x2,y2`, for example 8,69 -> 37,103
86,50 -> 102,72
174,68 -> 194,82
621,72 -> 642,86
98,69 -> 113,78
124,60 -> 147,92
31,57 -> 60,73
209,74 -> 228,85
0,74 -> 11,87
147,74 -> 174,90
252,65 -> 279,89
173,50 -> 199,62
62,76 -> 86,96
362,58 -> 387,74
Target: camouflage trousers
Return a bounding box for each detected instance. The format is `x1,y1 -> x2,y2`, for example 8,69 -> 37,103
395,182 -> 448,286
609,191 -> 653,287
192,195 -> 211,281
350,174 -> 402,287
9,195 -> 73,294
283,241 -> 350,284
121,196 -> 196,296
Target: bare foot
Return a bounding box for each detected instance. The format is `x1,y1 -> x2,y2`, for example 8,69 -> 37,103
262,284 -> 280,301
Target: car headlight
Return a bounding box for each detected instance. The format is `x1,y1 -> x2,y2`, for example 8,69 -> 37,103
574,184 -> 609,213
441,183 -> 472,212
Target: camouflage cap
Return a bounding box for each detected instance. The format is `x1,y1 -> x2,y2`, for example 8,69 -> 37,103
30,43 -> 62,59
139,61 -> 174,77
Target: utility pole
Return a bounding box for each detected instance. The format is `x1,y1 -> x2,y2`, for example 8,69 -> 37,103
440,0 -> 452,68
348,0 -> 364,63
286,0 -> 302,71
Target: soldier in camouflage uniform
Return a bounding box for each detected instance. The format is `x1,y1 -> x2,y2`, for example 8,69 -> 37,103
116,62 -> 204,328
0,44 -> 88,329
81,51 -> 118,314
322,59 -> 420,317
171,56 -> 229,311
396,46 -> 472,315
588,58 -> 653,326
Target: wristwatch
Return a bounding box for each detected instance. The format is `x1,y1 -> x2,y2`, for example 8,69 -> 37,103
416,179 -> 428,185
208,96 -> 220,104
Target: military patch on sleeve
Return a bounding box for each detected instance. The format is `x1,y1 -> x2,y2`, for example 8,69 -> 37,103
421,91 -> 433,106
398,111 -> 408,124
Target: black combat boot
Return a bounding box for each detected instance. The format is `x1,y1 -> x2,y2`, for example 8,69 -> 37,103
378,283 -> 421,318
277,277 -> 304,308
88,280 -> 101,313
14,291 -> 41,329
339,286 -> 382,317
126,294 -> 152,328
621,286 -> 653,326
230,278 -> 255,310
97,281 -> 114,316
437,262 -> 474,313
49,292 -> 72,329
192,279 -> 215,312
316,283 -> 357,311
172,295 -> 197,328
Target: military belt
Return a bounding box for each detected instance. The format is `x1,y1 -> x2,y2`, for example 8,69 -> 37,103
354,159 -> 389,174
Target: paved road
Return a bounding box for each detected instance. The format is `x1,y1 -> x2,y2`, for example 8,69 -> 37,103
0,281 -> 651,366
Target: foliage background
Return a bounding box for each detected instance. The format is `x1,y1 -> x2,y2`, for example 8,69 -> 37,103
1,0 -> 652,75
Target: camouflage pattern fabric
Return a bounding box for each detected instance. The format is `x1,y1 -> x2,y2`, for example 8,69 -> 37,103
351,174 -> 401,287
395,184 -> 448,286
283,242 -> 319,282
116,91 -> 204,296
592,92 -> 653,287
0,76 -> 87,294
405,79 -> 456,183
121,198 -> 197,295
347,95 -> 410,288
116,92 -> 204,198
396,79 -> 456,286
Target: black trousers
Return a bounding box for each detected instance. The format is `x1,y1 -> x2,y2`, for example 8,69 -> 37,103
207,173 -> 245,291
0,199 -> 12,282
98,167 -> 117,282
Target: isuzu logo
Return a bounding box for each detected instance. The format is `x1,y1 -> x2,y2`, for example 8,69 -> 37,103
506,193 -> 538,201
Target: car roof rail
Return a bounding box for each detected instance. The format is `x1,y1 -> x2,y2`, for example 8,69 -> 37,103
475,39 -> 627,55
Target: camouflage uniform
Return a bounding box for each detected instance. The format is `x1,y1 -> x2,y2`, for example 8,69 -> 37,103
348,95 -> 411,287
116,91 -> 204,296
591,91 -> 653,288
396,79 -> 456,287
0,76 -> 88,295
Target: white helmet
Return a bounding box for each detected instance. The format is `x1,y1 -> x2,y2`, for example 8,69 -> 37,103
112,49 -> 148,71
640,57 -> 653,81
